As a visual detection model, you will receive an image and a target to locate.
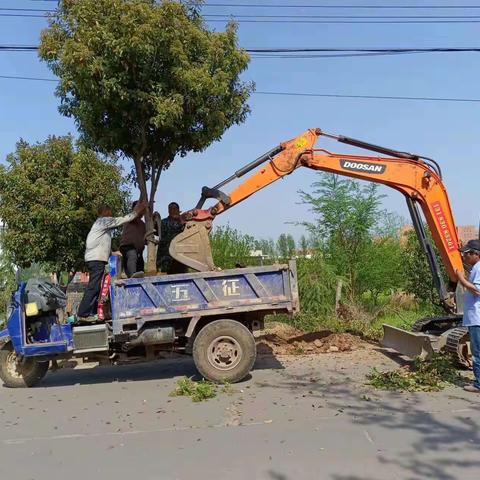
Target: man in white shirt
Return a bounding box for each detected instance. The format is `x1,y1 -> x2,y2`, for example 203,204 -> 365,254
456,239 -> 480,393
77,201 -> 147,320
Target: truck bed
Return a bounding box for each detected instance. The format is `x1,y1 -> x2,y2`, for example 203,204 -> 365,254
110,261 -> 299,335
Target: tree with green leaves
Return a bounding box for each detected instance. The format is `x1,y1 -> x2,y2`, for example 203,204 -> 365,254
0,136 -> 129,274
401,229 -> 446,309
277,233 -> 296,260
299,173 -> 387,298
356,237 -> 405,306
298,234 -> 309,257
296,254 -> 338,318
0,239 -> 15,325
39,0 -> 253,271
210,225 -> 255,269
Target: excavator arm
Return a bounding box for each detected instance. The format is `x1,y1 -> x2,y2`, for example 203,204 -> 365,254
170,128 -> 464,311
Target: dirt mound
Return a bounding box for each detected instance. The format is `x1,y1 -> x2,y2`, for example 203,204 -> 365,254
257,322 -> 366,355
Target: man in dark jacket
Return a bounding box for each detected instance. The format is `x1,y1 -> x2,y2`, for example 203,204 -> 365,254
156,202 -> 188,274
120,201 -> 146,277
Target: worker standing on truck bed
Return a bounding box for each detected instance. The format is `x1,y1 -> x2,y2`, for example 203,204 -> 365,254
77,201 -> 147,321
156,202 -> 188,274
120,201 -> 146,278
456,239 -> 480,393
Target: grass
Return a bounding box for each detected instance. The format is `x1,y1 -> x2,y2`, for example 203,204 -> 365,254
269,303 -> 436,342
169,377 -> 217,402
366,354 -> 464,392
169,377 -> 235,402
293,345 -> 306,355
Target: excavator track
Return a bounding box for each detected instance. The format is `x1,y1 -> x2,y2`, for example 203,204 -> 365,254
411,316 -> 461,334
445,327 -> 471,368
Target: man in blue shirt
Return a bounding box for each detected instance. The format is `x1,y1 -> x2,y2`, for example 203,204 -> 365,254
456,239 -> 480,393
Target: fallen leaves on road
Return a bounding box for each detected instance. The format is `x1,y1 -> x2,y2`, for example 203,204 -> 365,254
366,354 -> 465,392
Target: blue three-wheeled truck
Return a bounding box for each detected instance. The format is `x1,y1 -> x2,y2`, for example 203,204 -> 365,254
0,256 -> 298,387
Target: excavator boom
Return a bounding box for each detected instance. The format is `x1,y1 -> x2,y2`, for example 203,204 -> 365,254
170,128 -> 464,312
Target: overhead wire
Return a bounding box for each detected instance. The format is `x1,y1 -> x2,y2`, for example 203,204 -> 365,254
0,74 -> 57,81
197,3 -> 480,8
0,73 -> 478,102
30,1 -> 480,8
207,18 -> 480,23
2,45 -> 480,54
254,91 -> 480,102
3,4 -> 478,102
5,8 -> 480,23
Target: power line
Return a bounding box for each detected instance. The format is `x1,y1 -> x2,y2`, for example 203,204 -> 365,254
207,14 -> 480,18
2,45 -> 480,54
207,18 -> 480,23
24,1 -> 480,8
246,47 -> 480,52
250,52 -> 423,59
199,3 -> 480,8
255,91 -> 480,102
0,46 -> 38,51
0,74 -> 57,82
248,47 -> 480,59
4,13 -> 480,23
0,73 -> 478,102
21,9 -> 480,19
0,14 -> 46,18
7,10 -> 480,23
0,8 -> 51,12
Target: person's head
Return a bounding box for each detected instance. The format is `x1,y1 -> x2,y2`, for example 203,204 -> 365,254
460,239 -> 480,266
168,202 -> 180,218
97,204 -> 113,217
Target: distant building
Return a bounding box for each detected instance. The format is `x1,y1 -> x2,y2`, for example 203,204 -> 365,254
400,224 -> 478,247
249,249 -> 269,260
293,249 -> 314,259
457,225 -> 479,245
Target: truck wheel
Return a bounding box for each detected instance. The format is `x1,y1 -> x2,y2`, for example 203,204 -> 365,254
0,344 -> 49,388
193,319 -> 256,383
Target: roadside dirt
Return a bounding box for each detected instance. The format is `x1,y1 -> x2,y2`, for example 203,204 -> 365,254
256,321 -> 368,355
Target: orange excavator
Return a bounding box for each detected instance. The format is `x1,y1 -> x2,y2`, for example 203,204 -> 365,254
170,128 -> 472,365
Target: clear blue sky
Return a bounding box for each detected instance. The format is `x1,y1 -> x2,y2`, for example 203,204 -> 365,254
1,1 -> 479,242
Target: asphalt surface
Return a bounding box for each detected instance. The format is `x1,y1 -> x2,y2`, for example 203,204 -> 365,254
1,347 -> 479,480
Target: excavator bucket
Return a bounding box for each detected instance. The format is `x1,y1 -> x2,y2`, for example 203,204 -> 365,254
169,221 -> 216,272
381,324 -> 436,360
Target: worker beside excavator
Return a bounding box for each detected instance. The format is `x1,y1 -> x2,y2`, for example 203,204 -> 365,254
456,239 -> 480,393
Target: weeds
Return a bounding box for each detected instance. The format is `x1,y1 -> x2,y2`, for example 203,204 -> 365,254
367,354 -> 463,392
220,379 -> 236,395
270,303 -> 434,342
169,377 -> 217,402
293,345 -> 306,355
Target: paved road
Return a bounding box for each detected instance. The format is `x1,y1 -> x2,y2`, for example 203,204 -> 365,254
1,347 -> 479,480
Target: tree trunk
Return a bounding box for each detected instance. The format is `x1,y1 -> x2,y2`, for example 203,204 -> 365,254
133,154 -> 167,275
145,218 -> 157,275
335,279 -> 343,316
133,155 -> 156,275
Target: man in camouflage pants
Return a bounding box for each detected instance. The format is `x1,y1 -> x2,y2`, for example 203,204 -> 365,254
156,202 -> 188,274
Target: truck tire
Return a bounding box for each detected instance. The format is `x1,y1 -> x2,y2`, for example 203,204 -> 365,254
193,319 -> 256,383
0,344 -> 49,388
